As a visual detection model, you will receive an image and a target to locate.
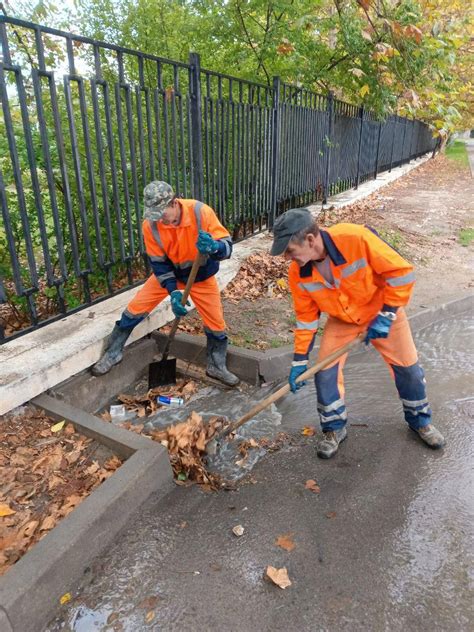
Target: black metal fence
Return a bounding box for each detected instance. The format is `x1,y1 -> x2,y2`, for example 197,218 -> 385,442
0,17 -> 436,342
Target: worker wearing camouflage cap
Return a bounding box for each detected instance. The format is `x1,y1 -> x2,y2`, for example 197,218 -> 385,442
92,181 -> 239,386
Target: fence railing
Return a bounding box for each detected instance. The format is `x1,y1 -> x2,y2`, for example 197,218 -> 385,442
0,16 -> 436,342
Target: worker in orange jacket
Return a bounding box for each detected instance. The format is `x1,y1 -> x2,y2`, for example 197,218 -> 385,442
270,208 -> 445,458
92,181 -> 239,386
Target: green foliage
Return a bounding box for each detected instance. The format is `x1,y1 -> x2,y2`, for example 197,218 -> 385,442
458,228 -> 474,247
445,140 -> 469,167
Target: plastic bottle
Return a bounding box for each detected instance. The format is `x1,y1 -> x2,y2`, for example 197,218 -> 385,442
157,396 -> 184,407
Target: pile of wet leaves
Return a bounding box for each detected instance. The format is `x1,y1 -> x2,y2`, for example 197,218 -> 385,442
0,407 -> 122,575
150,411 -> 226,490
222,252 -> 290,303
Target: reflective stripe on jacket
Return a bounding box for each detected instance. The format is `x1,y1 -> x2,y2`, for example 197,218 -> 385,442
142,199 -> 232,293
289,223 -> 415,359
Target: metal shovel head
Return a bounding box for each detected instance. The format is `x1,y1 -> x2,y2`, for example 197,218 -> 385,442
148,357 -> 177,388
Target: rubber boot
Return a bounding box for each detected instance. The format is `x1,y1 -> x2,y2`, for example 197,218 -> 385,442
206,336 -> 240,387
91,324 -> 132,376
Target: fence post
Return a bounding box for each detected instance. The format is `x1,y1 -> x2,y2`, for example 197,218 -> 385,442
322,91 -> 334,204
269,75 -> 281,228
389,117 -> 396,172
355,105 -> 364,189
188,52 -> 204,200
401,116 -> 408,166
374,119 -> 382,180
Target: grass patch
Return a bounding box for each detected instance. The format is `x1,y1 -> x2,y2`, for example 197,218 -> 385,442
377,228 -> 407,256
459,227 -> 474,247
445,140 -> 469,167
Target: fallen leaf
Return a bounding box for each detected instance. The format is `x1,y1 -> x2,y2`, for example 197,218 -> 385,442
104,455 -> 122,471
275,533 -> 295,551
40,515 -> 57,531
266,566 -> 292,589
305,479 -> 321,494
145,610 -> 155,623
50,421 -> 66,433
301,426 -> 315,436
60,592 -> 72,605
232,524 -> 245,537
326,511 -> 337,519
138,595 -> 160,609
0,504 -> 16,517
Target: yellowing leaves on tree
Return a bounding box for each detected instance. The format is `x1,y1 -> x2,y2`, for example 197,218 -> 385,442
404,24 -> 423,44
349,68 -> 365,78
359,84 -> 370,98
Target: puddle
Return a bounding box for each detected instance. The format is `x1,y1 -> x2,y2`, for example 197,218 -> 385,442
144,386 -> 282,480
46,309 -> 474,632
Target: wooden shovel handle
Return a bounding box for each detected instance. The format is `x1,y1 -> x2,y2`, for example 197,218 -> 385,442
221,332 -> 365,439
162,254 -> 205,360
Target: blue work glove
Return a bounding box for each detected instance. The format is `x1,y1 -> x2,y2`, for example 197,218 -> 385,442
289,362 -> 308,394
196,230 -> 219,255
364,312 -> 395,345
170,290 -> 190,318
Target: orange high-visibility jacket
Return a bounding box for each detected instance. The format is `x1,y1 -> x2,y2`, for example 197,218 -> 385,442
289,223 -> 415,359
142,198 -> 232,293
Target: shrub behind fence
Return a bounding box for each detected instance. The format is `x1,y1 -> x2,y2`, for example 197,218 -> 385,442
0,16 -> 436,342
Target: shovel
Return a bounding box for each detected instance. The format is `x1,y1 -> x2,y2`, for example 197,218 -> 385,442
148,254 -> 204,388
206,332 -> 365,455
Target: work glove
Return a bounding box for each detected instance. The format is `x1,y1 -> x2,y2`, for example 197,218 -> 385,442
196,230 -> 219,255
289,362 -> 308,394
170,290 -> 190,318
364,311 -> 395,345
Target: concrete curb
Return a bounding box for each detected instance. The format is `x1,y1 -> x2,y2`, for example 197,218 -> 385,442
0,394 -> 173,632
154,294 -> 473,385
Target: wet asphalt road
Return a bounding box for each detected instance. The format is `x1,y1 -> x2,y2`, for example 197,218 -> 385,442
47,312 -> 474,632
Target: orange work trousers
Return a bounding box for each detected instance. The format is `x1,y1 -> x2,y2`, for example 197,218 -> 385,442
119,274 -> 226,337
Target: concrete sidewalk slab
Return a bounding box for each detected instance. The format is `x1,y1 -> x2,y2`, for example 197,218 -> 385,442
0,154 -> 432,415
0,394 -> 173,632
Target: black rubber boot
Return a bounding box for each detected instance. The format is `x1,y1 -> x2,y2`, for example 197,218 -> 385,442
206,336 -> 240,387
91,324 -> 132,376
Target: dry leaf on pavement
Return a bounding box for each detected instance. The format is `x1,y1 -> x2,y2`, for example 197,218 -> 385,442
326,511 -> 337,519
0,504 -> 16,517
275,533 -> 295,551
145,610 -> 155,623
305,479 -> 321,494
301,426 -> 315,436
266,566 -> 292,589
50,421 -> 66,433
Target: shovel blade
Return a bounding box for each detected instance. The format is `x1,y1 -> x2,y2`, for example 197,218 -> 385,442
148,358 -> 177,388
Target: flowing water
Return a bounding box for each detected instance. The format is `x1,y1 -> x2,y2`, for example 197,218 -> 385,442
46,310 -> 474,631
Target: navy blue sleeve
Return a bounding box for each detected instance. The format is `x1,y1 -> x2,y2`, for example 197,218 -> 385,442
210,237 -> 233,261
149,258 -> 177,294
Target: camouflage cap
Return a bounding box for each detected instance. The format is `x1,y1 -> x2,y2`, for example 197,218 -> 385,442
143,181 -> 175,221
